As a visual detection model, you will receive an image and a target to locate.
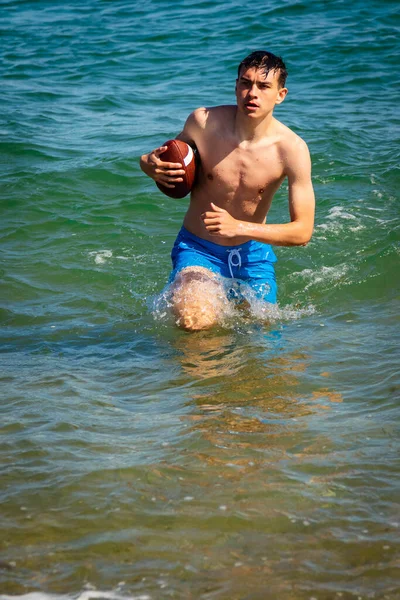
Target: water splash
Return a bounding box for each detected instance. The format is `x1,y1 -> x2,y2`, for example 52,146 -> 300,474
88,250 -> 113,265
152,276 -> 315,329
289,264 -> 349,292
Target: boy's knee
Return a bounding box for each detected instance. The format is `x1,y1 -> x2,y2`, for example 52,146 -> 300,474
175,306 -> 217,331
171,269 -> 223,331
172,289 -> 219,331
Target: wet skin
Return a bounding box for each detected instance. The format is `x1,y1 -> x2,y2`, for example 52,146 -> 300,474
140,67 -> 315,328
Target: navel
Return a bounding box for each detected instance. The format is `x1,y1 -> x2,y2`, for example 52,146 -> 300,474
207,173 -> 214,181
258,187 -> 265,194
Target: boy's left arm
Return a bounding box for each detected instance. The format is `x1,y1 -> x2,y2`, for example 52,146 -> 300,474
202,139 -> 315,246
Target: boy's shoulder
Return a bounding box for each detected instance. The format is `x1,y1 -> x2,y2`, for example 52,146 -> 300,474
189,105 -> 236,129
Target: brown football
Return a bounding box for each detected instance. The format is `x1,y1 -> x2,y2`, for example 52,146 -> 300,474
156,139 -> 196,199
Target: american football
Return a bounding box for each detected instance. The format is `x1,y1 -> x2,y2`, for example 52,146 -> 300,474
156,139 -> 196,199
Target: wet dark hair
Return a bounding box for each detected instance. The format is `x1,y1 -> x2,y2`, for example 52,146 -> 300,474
237,51 -> 288,88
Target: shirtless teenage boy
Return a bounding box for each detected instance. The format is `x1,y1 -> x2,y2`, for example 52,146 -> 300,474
140,51 -> 315,331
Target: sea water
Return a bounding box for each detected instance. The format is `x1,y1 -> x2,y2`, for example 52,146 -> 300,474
0,0 -> 399,598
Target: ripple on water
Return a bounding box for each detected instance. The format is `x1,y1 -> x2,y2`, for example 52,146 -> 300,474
1,0 -> 399,597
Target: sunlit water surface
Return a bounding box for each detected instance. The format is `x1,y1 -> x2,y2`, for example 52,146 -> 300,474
1,0 -> 399,598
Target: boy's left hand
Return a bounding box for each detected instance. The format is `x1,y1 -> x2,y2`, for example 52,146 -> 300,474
202,203 -> 241,238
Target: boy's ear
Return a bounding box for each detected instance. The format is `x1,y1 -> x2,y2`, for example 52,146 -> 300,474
275,87 -> 288,105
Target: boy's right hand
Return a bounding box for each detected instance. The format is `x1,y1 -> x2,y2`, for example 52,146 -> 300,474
143,146 -> 186,189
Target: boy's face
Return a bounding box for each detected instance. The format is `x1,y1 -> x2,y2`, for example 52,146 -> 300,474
235,67 -> 287,118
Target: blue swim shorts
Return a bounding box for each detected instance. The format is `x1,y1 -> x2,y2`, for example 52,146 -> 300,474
170,227 -> 278,304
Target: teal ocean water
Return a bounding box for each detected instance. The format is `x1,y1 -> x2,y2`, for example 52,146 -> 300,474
1,0 -> 399,598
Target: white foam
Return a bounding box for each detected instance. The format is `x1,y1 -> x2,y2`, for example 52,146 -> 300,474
276,303 -> 316,320
0,592 -> 151,600
315,205 -> 365,238
364,205 -> 384,212
290,265 -> 348,291
88,250 -> 113,265
327,206 -> 357,220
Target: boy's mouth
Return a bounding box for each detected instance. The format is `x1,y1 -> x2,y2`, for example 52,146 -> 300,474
245,101 -> 259,110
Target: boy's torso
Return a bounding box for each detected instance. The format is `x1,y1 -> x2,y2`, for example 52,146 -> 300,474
182,105 -> 297,246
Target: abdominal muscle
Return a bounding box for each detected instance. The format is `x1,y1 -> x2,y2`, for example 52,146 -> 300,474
182,176 -> 281,247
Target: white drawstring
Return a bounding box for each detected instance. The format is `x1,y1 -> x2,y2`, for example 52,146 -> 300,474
227,248 -> 242,278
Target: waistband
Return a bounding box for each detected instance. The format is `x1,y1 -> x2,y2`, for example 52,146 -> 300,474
177,226 -> 275,258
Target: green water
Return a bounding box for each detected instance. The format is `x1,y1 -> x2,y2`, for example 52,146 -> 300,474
1,0 -> 399,598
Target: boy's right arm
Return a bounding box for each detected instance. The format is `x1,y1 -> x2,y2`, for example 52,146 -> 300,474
140,109 -> 203,189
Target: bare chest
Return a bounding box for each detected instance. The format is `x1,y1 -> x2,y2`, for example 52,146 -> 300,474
198,139 -> 285,204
